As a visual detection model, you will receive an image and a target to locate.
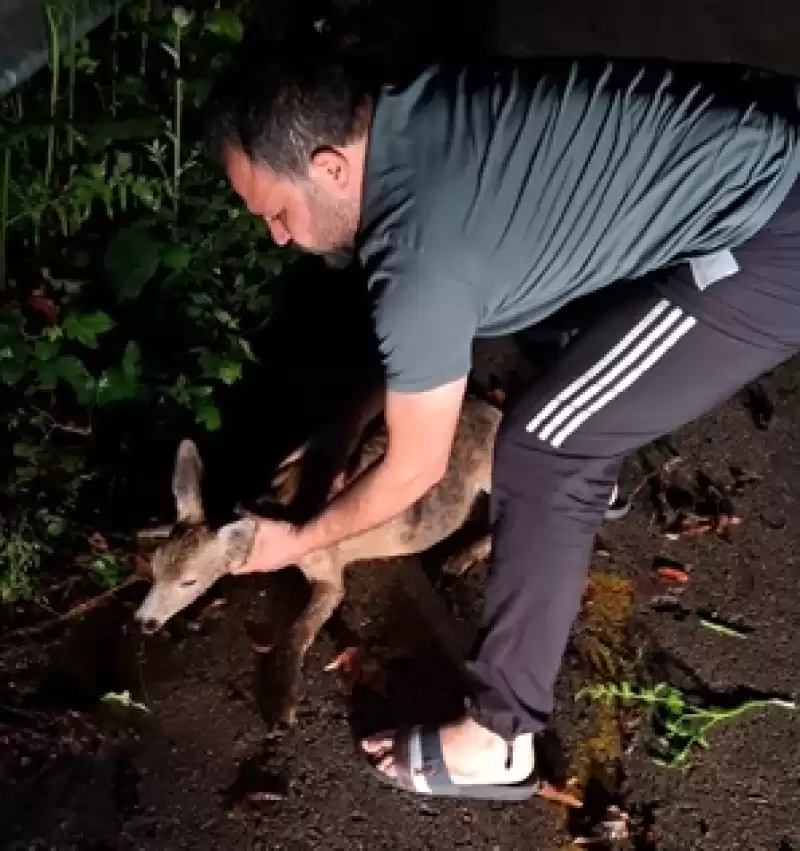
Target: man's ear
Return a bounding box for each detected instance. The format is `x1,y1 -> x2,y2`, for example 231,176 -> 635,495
308,148 -> 352,194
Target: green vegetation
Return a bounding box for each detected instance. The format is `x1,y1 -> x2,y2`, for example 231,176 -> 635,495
0,0 -> 293,602
578,680 -> 797,770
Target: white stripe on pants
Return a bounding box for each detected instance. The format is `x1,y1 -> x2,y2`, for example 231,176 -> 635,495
526,298 -> 697,448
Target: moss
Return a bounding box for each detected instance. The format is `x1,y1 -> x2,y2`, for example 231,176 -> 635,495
567,571 -> 637,793
578,572 -> 635,679
570,702 -> 625,791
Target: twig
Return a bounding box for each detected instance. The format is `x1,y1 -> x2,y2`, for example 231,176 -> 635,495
0,702 -> 39,721
29,403 -> 92,436
0,576 -> 144,643
629,455 -> 683,500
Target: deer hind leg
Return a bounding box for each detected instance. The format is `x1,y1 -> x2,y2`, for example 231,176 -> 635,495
442,533 -> 493,577
279,578 -> 345,725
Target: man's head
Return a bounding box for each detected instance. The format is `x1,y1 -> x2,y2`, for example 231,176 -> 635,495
206,41 -> 372,257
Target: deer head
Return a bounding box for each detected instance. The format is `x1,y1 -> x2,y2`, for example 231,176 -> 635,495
133,439 -> 257,634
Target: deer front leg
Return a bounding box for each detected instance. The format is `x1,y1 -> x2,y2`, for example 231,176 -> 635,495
279,578 -> 345,725
442,533 -> 493,577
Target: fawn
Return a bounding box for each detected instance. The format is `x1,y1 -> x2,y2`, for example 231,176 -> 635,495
133,394 -> 502,722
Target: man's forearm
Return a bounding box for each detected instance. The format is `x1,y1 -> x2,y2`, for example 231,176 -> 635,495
291,455 -> 436,557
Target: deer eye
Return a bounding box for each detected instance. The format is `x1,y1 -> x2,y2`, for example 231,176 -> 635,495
180,578 -> 198,588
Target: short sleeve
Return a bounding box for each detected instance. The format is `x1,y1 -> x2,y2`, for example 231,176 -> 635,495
365,246 -> 480,393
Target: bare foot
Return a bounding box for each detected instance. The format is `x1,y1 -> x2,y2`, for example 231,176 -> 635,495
361,716 -> 533,786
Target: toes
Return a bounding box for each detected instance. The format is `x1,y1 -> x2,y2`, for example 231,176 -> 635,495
375,753 -> 398,779
360,730 -> 395,757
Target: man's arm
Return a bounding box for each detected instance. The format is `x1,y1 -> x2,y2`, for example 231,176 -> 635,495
233,248 -> 481,575
289,376 -> 467,556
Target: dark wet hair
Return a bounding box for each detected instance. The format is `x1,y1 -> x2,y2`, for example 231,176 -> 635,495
205,30 -> 372,177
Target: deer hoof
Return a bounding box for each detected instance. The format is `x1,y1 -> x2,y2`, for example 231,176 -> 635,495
278,700 -> 298,727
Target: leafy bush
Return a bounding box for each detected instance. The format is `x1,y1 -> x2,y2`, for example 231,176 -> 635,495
0,0 -> 294,601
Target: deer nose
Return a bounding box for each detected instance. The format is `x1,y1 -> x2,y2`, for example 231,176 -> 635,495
139,617 -> 160,634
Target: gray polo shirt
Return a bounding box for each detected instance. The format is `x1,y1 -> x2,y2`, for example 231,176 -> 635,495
356,57 -> 800,393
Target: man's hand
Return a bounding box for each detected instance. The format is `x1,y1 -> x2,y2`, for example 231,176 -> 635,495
230,518 -> 301,575
234,376 -> 467,573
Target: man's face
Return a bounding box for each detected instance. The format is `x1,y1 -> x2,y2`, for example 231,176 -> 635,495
223,143 -> 361,258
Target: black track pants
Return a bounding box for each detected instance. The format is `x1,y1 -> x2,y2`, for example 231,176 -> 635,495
465,179 -> 800,739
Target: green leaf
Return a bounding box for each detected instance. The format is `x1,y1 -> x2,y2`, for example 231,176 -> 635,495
172,5 -> 194,28
81,312 -> 114,335
666,691 -> 685,716
62,311 -> 115,348
115,151 -> 133,173
12,442 -> 37,459
35,358 -> 59,389
55,356 -> 95,404
0,357 -> 27,386
162,243 -> 192,271
96,366 -> 139,405
85,117 -> 165,154
218,360 -> 242,385
105,225 -> 164,301
45,516 -> 68,537
34,339 -> 61,360
114,76 -> 146,98
239,338 -> 256,361
204,8 -> 243,41
121,341 -> 141,381
196,400 -> 221,431
72,250 -> 92,269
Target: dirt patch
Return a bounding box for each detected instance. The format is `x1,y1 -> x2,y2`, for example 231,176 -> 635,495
2,349 -> 798,851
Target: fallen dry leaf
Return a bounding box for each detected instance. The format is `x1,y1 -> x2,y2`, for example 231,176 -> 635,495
600,805 -> 631,841
593,535 -> 611,558
536,780 -> 583,808
573,804 -> 630,845
657,566 -> 690,584
664,512 -> 741,540
325,645 -> 388,696
717,513 -> 742,532
325,646 -> 360,678
246,789 -> 286,803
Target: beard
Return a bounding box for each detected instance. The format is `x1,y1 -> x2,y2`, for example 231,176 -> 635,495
301,182 -> 360,263
321,248 -> 356,269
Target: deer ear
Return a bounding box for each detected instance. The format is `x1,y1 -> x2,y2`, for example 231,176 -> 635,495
215,518 -> 257,569
172,439 -> 204,524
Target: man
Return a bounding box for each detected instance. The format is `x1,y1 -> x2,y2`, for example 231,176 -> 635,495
206,45 -> 800,800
